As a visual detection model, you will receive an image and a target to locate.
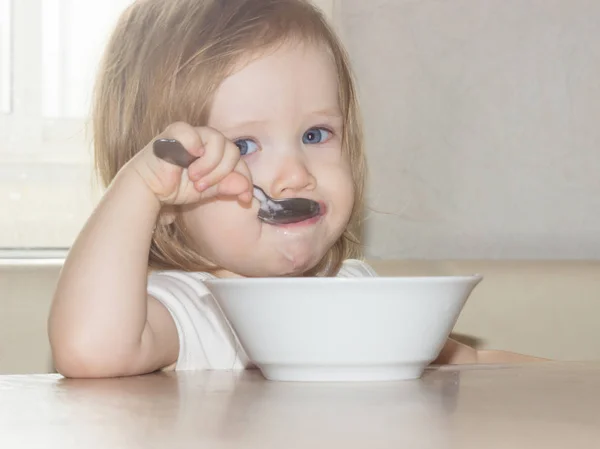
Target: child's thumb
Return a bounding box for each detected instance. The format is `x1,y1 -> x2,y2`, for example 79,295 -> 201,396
215,172 -> 253,198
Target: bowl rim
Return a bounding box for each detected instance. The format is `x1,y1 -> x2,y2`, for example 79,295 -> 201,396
203,274 -> 483,285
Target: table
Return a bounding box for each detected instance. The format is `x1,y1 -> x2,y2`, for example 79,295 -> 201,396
1,362 -> 599,448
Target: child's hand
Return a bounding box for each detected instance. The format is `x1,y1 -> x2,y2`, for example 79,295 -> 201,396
130,122 -> 253,205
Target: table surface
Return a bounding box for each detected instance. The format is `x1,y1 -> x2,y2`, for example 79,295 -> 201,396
1,362 -> 599,449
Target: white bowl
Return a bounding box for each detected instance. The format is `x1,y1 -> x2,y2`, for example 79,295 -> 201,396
204,275 -> 482,382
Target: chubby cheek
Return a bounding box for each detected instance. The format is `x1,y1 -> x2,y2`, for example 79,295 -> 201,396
321,162 -> 355,230
181,201 -> 260,263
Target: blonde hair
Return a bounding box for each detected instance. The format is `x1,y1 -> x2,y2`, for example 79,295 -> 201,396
92,0 -> 367,276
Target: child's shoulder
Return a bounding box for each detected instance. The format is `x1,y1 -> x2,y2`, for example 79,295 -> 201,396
148,269 -> 216,282
337,259 -> 378,278
147,269 -> 216,295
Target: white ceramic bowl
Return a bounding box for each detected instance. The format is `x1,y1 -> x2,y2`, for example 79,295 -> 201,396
204,275 -> 482,382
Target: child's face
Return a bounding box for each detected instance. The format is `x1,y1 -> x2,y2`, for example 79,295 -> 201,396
181,41 -> 354,277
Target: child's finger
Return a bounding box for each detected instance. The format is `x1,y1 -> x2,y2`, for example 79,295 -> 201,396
238,191 -> 253,203
159,122 -> 205,158
217,172 -> 253,199
232,158 -> 254,203
195,171 -> 251,201
186,128 -> 227,181
232,157 -> 252,182
192,140 -> 240,192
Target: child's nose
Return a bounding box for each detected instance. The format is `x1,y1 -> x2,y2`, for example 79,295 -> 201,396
270,153 -> 316,198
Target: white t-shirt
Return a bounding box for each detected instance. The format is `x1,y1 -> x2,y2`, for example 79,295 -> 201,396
147,259 -> 378,371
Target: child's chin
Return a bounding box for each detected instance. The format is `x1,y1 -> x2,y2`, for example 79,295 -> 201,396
236,256 -> 314,278
274,252 -> 321,277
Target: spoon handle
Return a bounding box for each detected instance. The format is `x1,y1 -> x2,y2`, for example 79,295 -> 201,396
153,138 -> 197,168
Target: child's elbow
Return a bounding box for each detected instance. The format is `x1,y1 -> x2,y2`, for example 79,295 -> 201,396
50,339 -> 122,378
48,328 -> 133,378
48,311 -> 131,378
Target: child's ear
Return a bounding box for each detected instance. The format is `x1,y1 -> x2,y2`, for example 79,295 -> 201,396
158,206 -> 177,226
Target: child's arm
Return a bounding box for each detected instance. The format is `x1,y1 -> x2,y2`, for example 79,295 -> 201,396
48,122 -> 252,378
49,168 -> 177,378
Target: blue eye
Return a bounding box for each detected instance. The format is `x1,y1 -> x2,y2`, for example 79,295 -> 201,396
235,139 -> 260,156
302,127 -> 331,144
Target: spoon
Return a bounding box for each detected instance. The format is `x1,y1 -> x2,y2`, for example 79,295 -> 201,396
152,138 -> 321,225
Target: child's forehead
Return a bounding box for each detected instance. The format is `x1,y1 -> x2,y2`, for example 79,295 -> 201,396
208,41 -> 340,122
224,43 -> 338,91
216,41 -> 336,90
229,38 -> 335,72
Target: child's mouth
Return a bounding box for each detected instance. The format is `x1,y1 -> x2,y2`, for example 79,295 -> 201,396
270,201 -> 327,228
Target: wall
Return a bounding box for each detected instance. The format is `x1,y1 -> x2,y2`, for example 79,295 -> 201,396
337,0 -> 600,259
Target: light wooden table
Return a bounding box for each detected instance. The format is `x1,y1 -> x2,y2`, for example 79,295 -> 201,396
1,362 -> 599,448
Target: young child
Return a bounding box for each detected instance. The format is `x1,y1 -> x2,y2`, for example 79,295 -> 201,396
48,0 -> 541,378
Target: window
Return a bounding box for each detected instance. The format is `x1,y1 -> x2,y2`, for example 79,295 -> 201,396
0,0 -> 133,250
